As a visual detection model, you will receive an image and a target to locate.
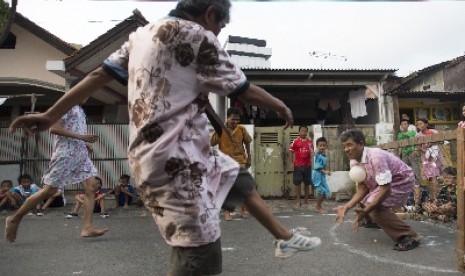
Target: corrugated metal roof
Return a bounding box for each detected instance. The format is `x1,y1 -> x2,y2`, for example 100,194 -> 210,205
387,54 -> 465,94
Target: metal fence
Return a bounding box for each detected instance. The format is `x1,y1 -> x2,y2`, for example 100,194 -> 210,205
0,124 -> 129,190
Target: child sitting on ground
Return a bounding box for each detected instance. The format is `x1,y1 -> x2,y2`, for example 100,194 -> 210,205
66,177 -> 109,219
422,167 -> 457,221
0,180 -> 15,211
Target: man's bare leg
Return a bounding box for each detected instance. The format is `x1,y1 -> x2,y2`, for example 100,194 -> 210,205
5,186 -> 57,242
81,177 -> 108,237
244,190 -> 292,240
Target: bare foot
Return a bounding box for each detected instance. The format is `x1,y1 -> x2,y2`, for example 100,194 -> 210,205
81,226 -> 109,238
224,212 -> 232,221
315,207 -> 326,214
123,205 -> 129,209
5,216 -> 19,242
240,211 -> 250,218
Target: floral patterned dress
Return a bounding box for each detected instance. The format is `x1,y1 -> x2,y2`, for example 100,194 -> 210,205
416,129 -> 443,179
103,17 -> 247,247
42,106 -> 98,187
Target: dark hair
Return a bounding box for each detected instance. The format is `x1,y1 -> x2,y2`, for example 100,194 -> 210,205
226,107 -> 241,117
299,125 -> 308,132
340,129 -> 365,145
169,0 -> 231,23
17,174 -> 32,184
1,180 -> 13,186
316,137 -> 327,145
120,174 -> 130,182
443,167 -> 457,176
95,177 -> 102,185
400,119 -> 410,124
416,117 -> 429,125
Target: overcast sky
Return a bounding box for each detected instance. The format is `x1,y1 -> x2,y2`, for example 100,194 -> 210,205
14,0 -> 465,77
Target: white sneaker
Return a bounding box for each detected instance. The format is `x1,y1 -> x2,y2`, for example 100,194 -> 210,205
274,228 -> 321,258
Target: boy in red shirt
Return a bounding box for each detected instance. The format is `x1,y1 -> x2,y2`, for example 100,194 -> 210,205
290,126 -> 314,208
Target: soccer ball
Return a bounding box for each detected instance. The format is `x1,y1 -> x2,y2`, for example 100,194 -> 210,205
349,166 -> 366,183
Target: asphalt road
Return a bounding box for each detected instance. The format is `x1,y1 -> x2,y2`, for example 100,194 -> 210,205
0,200 -> 461,276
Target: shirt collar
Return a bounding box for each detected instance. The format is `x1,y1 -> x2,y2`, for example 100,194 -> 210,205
360,147 -> 368,164
351,147 -> 368,165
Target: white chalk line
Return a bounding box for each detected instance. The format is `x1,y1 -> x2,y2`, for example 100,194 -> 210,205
329,223 -> 458,274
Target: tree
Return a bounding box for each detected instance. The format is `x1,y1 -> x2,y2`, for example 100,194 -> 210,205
0,0 -> 10,30
0,0 -> 17,46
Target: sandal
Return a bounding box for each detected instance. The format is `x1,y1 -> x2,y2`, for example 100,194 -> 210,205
393,236 -> 420,251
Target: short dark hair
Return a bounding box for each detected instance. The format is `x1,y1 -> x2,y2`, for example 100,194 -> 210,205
120,174 -> 130,182
171,0 -> 231,23
299,125 -> 308,132
316,137 -> 327,145
340,129 -> 365,145
17,174 -> 32,184
226,107 -> 241,117
1,180 -> 13,186
443,167 -> 457,176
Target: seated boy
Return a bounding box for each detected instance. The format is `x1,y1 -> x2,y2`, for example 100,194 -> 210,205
423,167 -> 457,221
66,177 -> 109,219
107,174 -> 139,209
9,174 -> 42,215
41,185 -> 66,213
0,180 -> 16,211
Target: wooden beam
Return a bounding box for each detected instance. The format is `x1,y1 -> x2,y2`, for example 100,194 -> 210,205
457,127 -> 465,272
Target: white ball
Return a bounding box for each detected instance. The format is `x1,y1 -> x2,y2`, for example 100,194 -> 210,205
349,166 -> 366,183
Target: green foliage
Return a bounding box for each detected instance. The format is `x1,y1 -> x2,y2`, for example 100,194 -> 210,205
0,0 -> 10,30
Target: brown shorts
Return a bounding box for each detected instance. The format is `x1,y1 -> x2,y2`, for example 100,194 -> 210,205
169,238 -> 222,276
222,169 -> 256,212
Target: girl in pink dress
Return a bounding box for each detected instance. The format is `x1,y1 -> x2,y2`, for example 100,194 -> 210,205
416,118 -> 443,202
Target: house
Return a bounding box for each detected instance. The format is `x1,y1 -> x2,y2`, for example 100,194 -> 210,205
386,54 -> 465,133
0,10 -> 398,196
0,12 -> 77,126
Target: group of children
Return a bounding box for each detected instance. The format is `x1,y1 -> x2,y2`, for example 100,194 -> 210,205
290,125 -> 331,213
394,112 -> 461,221
0,174 -> 63,216
0,174 -> 141,219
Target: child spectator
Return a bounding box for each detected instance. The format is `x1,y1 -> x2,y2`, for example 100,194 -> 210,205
416,118 -> 443,203
290,126 -> 314,208
108,174 -> 139,209
312,137 -> 331,214
423,167 -> 457,221
0,180 -> 15,211
9,174 -> 42,215
41,185 -> 66,213
397,118 -> 423,214
67,177 -> 108,219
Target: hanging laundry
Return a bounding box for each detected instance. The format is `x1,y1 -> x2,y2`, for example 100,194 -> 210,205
349,88 -> 367,118
365,84 -> 379,99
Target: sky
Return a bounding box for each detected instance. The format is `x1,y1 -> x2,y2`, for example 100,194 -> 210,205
12,0 -> 465,77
